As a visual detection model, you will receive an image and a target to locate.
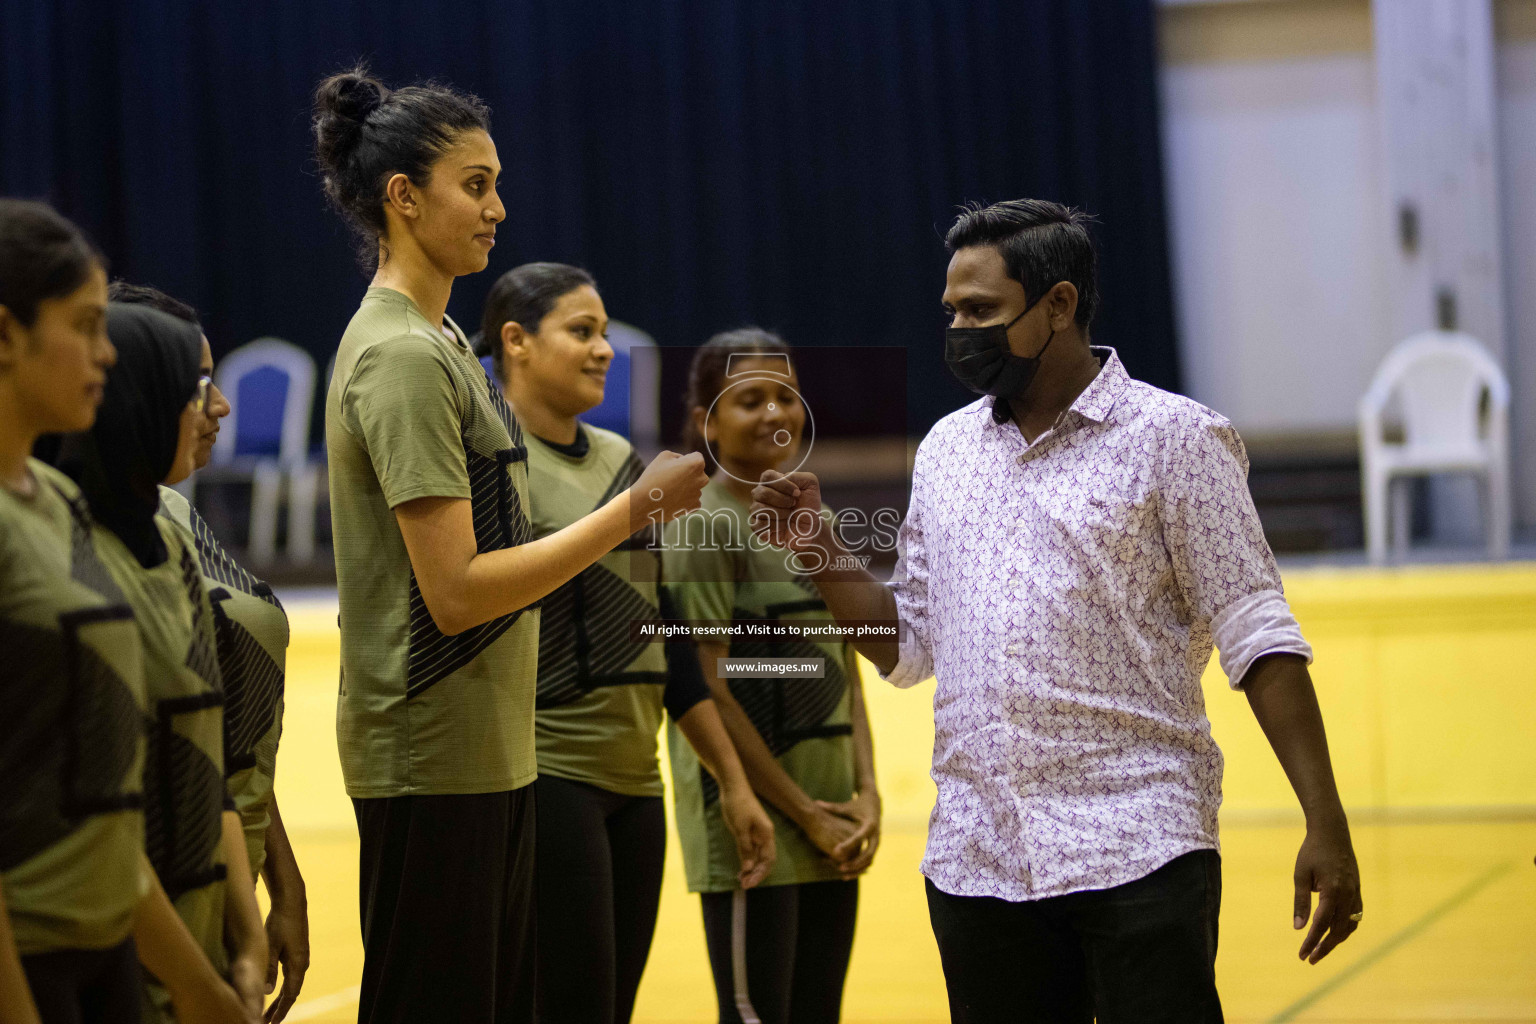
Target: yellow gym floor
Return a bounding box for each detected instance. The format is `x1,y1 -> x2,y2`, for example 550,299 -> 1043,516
270,563 -> 1536,1022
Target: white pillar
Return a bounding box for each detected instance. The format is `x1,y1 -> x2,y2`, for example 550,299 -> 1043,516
1372,0 -> 1514,547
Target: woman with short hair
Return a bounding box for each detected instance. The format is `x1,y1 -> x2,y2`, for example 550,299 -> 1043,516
481,262 -> 776,1024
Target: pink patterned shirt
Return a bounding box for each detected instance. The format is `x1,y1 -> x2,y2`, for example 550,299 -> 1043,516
883,348 -> 1311,900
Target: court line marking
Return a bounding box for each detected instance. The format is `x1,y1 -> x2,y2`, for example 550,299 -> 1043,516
1267,860 -> 1516,1023
282,984 -> 362,1021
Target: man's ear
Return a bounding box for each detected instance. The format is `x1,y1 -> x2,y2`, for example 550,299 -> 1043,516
384,173 -> 418,219
1047,282 -> 1080,331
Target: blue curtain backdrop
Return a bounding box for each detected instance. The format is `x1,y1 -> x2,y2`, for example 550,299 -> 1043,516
1,0 -> 1179,437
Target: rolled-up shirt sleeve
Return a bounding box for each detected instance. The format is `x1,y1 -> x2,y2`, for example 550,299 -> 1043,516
881,449 -> 934,688
1159,414 -> 1312,688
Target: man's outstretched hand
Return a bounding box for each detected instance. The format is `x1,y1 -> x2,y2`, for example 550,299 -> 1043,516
750,471 -> 824,552
1293,816 -> 1362,964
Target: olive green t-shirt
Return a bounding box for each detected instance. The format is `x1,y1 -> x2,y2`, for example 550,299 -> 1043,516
528,426 -> 669,797
328,287 -> 540,798
0,460 -> 147,955
92,518 -> 229,1020
663,480 -> 855,892
159,486 -> 286,875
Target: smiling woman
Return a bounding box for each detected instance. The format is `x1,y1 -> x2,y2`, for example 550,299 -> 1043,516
314,67 -> 708,1024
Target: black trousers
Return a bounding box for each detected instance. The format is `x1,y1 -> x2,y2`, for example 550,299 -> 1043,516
700,879 -> 858,1024
925,849 -> 1223,1024
533,775 -> 666,1024
20,938 -> 141,1024
354,787 -> 537,1024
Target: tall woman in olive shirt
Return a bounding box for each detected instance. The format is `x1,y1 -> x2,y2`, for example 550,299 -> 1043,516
312,68 -> 707,1023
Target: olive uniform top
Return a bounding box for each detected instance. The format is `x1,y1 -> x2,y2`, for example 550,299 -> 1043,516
158,486 -> 287,875
662,480 -> 855,892
527,426 -> 707,797
328,287 -> 539,798
0,460 -> 147,954
93,517 -> 229,1021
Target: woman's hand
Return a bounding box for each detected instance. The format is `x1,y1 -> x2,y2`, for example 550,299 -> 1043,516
630,451 -> 709,530
720,785 -> 777,889
261,893 -> 309,1022
800,804 -> 860,863
227,949 -> 265,1020
819,789 -> 882,878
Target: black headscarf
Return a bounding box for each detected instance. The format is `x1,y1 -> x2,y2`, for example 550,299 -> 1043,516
51,304 -> 201,568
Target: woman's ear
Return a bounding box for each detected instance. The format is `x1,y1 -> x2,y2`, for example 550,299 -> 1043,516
384,173 -> 418,219
692,406 -> 714,443
500,320 -> 528,366
0,307 -> 18,369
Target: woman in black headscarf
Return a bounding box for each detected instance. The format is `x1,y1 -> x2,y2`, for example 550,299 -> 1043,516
54,303 -> 268,1023
57,304 -> 201,566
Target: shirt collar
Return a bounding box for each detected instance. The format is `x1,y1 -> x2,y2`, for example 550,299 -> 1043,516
981,345 -> 1127,430
1071,346 -> 1127,424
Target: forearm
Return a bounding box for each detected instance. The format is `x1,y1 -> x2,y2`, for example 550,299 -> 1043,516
134,858 -> 225,994
221,813 -> 265,963
260,796 -> 306,910
1243,654 -> 1348,827
801,527 -> 901,672
403,494 -> 633,635
675,700 -> 754,796
0,883 -> 40,1024
696,644 -> 818,826
846,652 -> 878,794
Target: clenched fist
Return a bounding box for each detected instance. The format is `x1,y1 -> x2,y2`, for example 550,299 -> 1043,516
749,470 -> 825,551
630,451 -> 709,531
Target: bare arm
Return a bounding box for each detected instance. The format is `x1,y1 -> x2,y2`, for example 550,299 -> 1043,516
1243,653 -> 1362,964
0,882 -> 41,1024
823,650 -> 882,876
134,858 -> 254,1024
258,796 -> 308,1022
693,641 -> 856,859
398,452 -> 706,635
675,700 -> 777,888
749,473 -> 901,672
222,812 -> 267,1018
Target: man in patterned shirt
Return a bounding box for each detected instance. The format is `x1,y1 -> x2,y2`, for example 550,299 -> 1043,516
751,199 -> 1362,1021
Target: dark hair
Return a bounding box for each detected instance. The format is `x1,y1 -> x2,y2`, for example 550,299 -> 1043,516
0,199 -> 104,327
479,262 -> 597,382
51,305 -> 201,568
944,199 -> 1099,329
312,65 -> 492,272
106,280 -> 200,327
680,327 -> 794,459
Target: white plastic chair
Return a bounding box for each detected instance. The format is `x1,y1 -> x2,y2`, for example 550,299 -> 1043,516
202,338 -> 318,565
1358,331 -> 1510,563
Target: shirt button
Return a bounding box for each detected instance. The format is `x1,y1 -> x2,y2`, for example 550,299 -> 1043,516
1016,454 -> 1027,465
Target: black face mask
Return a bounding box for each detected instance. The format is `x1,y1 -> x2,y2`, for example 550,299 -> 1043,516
945,297 -> 1055,417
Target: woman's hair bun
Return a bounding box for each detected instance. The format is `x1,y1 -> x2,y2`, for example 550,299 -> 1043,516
312,66 -> 388,164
